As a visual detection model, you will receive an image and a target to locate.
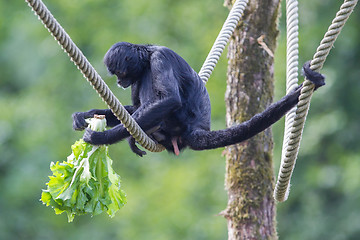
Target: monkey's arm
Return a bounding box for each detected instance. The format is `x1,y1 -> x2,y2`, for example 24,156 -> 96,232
72,105 -> 137,130
83,95 -> 181,145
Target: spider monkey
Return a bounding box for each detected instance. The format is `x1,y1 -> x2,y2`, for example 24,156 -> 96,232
72,42 -> 325,156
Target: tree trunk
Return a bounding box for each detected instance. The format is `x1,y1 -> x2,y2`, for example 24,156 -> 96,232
222,0 -> 281,239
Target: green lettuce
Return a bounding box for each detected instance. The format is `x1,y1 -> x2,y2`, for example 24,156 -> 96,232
41,117 -> 127,222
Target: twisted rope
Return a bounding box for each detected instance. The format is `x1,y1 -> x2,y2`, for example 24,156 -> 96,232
275,0 -> 300,201
25,0 -> 165,152
274,0 -> 358,202
198,0 -> 249,83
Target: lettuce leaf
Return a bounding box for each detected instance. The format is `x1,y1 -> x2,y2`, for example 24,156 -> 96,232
41,117 -> 127,222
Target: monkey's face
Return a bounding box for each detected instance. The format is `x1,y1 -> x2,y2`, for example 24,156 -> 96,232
104,42 -> 149,89
115,71 -> 133,89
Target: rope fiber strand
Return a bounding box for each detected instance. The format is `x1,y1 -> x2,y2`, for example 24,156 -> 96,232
274,0 -> 358,202
25,0 -> 165,152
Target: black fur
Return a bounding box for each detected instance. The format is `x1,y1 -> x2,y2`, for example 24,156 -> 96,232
302,61 -> 325,90
72,42 -> 325,156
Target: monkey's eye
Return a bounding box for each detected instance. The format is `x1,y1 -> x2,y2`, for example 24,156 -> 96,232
115,71 -> 127,78
125,56 -> 130,61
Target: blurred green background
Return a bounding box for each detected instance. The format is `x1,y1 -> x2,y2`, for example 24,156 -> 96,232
0,0 -> 359,239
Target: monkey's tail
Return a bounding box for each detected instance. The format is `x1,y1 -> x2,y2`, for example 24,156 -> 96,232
186,87 -> 301,150
186,115 -> 275,150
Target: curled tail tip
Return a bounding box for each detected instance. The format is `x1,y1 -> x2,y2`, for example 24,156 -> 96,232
302,61 -> 325,90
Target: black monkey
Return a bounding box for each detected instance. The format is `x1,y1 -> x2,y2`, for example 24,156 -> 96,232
72,42 -> 325,156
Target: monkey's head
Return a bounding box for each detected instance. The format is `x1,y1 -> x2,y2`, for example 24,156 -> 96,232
104,42 -> 149,88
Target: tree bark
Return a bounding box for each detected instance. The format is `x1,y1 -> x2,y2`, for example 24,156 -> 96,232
222,0 -> 281,239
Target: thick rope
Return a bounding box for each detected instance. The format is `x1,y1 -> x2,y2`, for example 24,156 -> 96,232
198,0 -> 249,83
25,0 -> 165,152
275,0 -> 300,201
274,0 -> 358,202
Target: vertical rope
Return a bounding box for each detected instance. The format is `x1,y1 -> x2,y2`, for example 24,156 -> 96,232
275,0 -> 299,201
25,0 -> 165,152
274,0 -> 358,202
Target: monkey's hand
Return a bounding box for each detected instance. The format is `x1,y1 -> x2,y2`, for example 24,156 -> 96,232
302,61 -> 325,90
72,112 -> 88,131
83,128 -> 108,145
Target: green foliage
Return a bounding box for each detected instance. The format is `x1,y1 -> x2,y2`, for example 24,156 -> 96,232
41,120 -> 126,222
